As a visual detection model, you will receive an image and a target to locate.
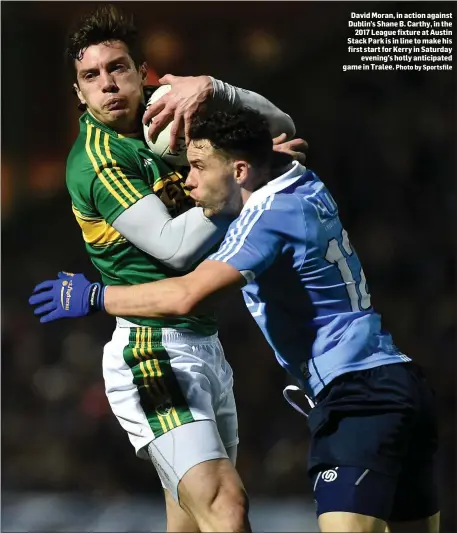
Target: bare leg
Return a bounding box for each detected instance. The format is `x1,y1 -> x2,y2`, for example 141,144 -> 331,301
178,458 -> 251,532
164,488 -> 200,532
319,511 -> 387,532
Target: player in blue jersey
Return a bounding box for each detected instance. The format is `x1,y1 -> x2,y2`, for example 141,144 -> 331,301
30,109 -> 439,533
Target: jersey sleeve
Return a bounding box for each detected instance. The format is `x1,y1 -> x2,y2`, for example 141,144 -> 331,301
208,198 -> 284,281
210,78 -> 296,139
86,129 -> 153,225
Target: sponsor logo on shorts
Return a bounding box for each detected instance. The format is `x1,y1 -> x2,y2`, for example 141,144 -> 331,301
155,400 -> 172,418
321,468 -> 338,482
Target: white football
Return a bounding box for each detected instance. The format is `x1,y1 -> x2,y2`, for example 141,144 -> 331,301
143,84 -> 188,167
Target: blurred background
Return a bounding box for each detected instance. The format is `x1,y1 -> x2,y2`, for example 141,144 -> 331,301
2,1 -> 456,531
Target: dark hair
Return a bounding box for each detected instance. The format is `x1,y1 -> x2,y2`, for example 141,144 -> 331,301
65,4 -> 145,73
189,108 -> 273,168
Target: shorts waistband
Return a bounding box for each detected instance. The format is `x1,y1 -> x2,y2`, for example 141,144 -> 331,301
115,317 -> 219,344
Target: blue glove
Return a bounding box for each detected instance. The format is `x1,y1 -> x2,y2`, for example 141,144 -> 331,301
29,272 -> 105,323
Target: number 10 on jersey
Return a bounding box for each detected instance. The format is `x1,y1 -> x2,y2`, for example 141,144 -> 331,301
325,229 -> 371,312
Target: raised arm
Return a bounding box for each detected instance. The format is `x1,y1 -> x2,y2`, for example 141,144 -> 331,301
143,74 -> 295,150
209,77 -> 295,140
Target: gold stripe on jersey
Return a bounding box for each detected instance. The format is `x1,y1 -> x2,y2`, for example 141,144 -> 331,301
72,206 -> 126,247
93,127 -> 138,204
85,124 -> 129,208
104,133 -> 143,200
153,170 -> 190,196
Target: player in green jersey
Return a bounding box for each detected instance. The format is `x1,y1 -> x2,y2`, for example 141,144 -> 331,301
58,5 -> 300,532
68,101 -> 221,334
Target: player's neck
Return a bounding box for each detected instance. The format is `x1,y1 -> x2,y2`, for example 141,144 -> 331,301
240,162 -> 295,206
241,188 -> 254,206
272,161 -> 295,179
87,110 -> 142,138
240,167 -> 271,205
240,178 -> 268,205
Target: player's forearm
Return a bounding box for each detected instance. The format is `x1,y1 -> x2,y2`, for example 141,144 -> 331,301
103,260 -> 245,318
104,278 -> 194,318
210,77 -> 296,139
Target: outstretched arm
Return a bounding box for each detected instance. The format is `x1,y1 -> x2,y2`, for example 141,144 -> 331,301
29,199 -> 291,323
28,261 -> 244,323
104,260 -> 244,317
144,74 -> 295,149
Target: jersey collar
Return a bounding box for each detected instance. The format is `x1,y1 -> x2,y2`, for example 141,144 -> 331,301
81,111 -> 126,139
242,161 -> 307,212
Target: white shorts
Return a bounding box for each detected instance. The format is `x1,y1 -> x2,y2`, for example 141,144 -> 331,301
103,320 -> 238,498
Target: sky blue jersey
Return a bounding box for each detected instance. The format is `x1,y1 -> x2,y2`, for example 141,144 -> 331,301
209,162 -> 410,398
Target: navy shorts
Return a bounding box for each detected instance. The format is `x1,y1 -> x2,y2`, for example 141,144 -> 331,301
307,362 -> 439,521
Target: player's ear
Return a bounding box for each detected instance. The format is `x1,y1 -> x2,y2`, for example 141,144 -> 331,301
73,83 -> 86,106
139,63 -> 148,84
233,160 -> 250,186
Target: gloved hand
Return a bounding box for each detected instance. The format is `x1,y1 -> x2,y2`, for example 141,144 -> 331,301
29,272 -> 105,323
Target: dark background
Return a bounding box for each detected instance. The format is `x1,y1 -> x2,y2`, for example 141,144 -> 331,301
2,1 -> 456,530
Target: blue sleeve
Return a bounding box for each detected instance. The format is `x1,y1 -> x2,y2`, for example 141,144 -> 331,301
208,198 -> 285,280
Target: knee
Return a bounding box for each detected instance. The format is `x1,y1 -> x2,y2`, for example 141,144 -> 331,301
182,482 -> 249,531
208,485 -> 249,526
178,459 -> 250,531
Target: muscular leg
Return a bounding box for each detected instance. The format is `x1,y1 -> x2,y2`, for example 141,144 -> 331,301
149,421 -> 249,533
162,444 -> 239,533
164,488 -> 200,532
178,457 -> 250,532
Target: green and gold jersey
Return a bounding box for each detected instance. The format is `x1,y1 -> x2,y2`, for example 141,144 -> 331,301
66,111 -> 217,335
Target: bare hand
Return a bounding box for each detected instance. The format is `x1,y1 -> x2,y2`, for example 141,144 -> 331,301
272,133 -> 309,165
143,74 -> 213,152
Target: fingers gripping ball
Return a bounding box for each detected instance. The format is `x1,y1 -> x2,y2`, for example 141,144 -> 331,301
143,85 -> 188,167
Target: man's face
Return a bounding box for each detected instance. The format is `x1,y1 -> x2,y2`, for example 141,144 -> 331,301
73,40 -> 145,133
185,140 -> 243,217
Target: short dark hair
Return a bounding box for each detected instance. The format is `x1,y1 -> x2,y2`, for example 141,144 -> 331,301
65,4 -> 145,74
189,108 -> 273,168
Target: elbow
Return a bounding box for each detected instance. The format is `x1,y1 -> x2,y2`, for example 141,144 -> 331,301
282,114 -> 296,139
270,113 -> 296,140
161,253 -> 196,272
